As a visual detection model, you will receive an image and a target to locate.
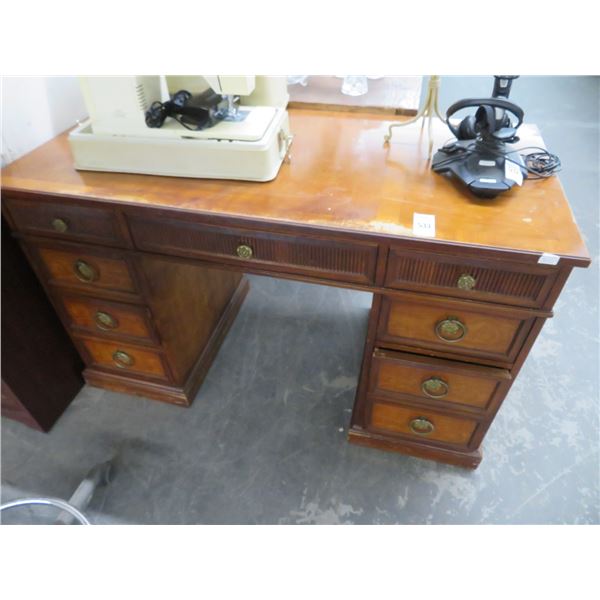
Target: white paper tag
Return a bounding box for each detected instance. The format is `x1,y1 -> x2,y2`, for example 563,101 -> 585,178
478,159 -> 496,167
413,213 -> 436,238
505,159 -> 523,186
538,253 -> 560,265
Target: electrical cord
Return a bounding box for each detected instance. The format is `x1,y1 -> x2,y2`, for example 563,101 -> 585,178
436,139 -> 561,180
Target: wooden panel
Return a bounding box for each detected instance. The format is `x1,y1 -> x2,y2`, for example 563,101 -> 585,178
0,115 -> 590,265
34,245 -> 138,294
4,196 -> 124,245
128,216 -> 378,285
79,338 -> 169,381
57,294 -> 156,344
136,255 -> 243,382
378,294 -> 536,364
369,401 -> 478,446
370,350 -> 510,411
385,249 -> 556,307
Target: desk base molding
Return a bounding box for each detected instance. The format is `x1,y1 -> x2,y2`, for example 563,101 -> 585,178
347,428 -> 482,469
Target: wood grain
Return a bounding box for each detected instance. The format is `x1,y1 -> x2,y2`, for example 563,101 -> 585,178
369,401 -> 479,446
0,110 -> 590,265
129,214 -> 378,285
385,248 -> 557,307
136,255 -> 243,383
370,350 -> 511,411
34,244 -> 138,294
79,337 -> 169,380
58,294 -> 156,343
4,196 -> 124,246
378,293 -> 538,365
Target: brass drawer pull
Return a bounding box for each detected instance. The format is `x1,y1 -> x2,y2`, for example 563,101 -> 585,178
112,350 -> 134,368
457,273 -> 476,290
409,417 -> 435,435
421,377 -> 449,398
435,317 -> 467,342
52,218 -> 68,233
73,259 -> 98,283
95,311 -> 119,331
236,244 -> 253,259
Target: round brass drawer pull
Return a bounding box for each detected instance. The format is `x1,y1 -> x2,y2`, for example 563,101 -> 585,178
73,259 -> 98,283
112,350 -> 134,368
435,317 -> 467,343
52,218 -> 68,233
409,417 -> 435,435
421,377 -> 449,399
236,244 -> 253,259
95,311 -> 119,331
457,273 -> 476,290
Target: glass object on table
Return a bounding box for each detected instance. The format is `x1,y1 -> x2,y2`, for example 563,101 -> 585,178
341,76 -> 368,96
287,76 -> 309,86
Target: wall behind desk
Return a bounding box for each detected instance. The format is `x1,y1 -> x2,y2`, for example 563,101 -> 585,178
1,76 -> 86,167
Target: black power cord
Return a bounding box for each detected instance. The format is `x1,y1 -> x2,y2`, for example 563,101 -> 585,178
437,139 -> 562,181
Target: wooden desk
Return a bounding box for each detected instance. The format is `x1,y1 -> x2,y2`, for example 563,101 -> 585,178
1,109 -> 590,468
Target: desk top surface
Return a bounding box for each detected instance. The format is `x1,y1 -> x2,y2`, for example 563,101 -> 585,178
1,108 -> 590,265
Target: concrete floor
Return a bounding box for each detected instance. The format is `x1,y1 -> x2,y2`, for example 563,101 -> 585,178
2,76 -> 598,524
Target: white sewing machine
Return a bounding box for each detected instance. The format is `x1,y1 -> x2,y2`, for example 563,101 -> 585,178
68,76 -> 292,182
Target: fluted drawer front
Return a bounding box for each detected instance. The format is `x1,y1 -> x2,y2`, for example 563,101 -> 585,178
5,197 -> 124,245
370,350 -> 511,412
128,216 -> 378,285
378,294 -> 536,365
385,249 -> 556,307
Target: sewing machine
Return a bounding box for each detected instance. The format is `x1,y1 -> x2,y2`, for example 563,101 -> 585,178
68,76 -> 292,181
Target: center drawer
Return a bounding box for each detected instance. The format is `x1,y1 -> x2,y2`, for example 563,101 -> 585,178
127,215 -> 378,285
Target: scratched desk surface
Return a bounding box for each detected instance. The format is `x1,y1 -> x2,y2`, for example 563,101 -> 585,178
1,109 -> 589,264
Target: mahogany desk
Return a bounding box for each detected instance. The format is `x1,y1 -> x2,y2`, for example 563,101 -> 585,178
0,109 -> 590,468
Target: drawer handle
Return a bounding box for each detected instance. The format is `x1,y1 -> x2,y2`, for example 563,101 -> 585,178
52,218 -> 68,233
421,377 -> 449,399
95,311 -> 119,331
73,259 -> 98,283
457,273 -> 476,290
113,350 -> 134,368
409,417 -> 435,435
435,317 -> 467,343
236,244 -> 253,259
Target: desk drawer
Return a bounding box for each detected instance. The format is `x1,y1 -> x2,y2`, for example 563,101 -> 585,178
128,216 -> 378,285
378,294 -> 536,364
58,294 -> 157,344
385,249 -> 556,307
368,400 -> 479,447
369,350 -> 511,412
79,338 -> 169,381
31,243 -> 138,296
5,197 -> 124,245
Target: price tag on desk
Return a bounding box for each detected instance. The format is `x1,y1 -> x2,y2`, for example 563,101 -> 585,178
413,213 -> 436,237
505,159 -> 523,186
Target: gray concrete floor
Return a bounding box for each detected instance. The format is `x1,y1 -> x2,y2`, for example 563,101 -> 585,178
2,76 -> 598,524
